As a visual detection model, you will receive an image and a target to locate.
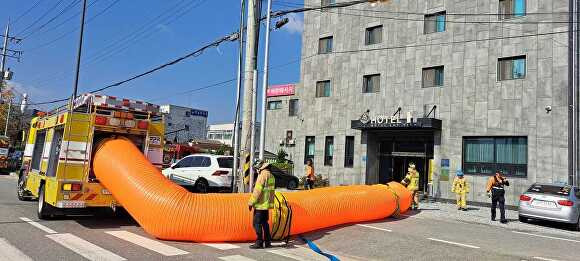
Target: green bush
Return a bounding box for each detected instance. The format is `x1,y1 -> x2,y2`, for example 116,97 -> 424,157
271,161 -> 292,171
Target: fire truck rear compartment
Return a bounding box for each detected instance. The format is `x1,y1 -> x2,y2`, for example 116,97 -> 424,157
89,131 -> 146,181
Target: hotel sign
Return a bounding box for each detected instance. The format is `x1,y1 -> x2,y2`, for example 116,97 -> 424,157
352,110 -> 442,130
267,84 -> 295,97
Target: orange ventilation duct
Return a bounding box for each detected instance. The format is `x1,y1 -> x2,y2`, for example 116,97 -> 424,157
93,138 -> 411,242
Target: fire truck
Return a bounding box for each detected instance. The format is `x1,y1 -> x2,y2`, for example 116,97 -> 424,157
17,94 -> 164,219
162,143 -> 199,168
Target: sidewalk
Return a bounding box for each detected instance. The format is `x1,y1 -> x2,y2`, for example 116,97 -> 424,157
407,201 -> 580,238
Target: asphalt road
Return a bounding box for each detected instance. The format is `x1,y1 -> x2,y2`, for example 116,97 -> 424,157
1,174 -> 579,261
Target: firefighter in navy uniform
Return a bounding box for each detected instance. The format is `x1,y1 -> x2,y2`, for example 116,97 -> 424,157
486,170 -> 510,223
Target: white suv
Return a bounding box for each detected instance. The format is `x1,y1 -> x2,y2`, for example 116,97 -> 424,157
162,154 -> 233,193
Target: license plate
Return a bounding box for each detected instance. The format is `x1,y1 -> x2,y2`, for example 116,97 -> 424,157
101,189 -> 111,195
532,200 -> 556,208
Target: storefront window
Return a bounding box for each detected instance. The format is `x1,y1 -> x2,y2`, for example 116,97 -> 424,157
463,137 -> 527,176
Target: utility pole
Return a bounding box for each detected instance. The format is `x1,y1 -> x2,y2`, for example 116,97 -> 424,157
4,99 -> 11,136
240,0 -> 262,192
0,23 -> 9,79
232,0 -> 246,192
71,0 -> 88,99
258,0 -> 273,160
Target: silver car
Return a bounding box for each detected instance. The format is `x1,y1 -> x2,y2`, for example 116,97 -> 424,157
518,183 -> 580,231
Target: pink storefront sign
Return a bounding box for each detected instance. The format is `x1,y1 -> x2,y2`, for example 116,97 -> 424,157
267,84 -> 296,97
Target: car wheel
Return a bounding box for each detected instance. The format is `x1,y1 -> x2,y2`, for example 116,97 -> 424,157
287,180 -> 298,190
194,179 -> 209,194
37,184 -> 55,220
518,215 -> 527,223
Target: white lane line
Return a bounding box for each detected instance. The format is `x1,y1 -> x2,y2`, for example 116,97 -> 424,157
46,233 -> 126,261
105,231 -> 188,256
427,238 -> 480,249
533,257 -> 563,261
19,217 -> 57,234
0,238 -> 33,261
399,214 -> 423,219
357,224 -> 392,232
203,243 -> 241,250
513,231 -> 580,243
269,246 -> 328,261
219,255 -> 257,261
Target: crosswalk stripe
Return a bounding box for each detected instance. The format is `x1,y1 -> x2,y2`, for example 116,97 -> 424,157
105,231 -> 188,256
219,255 -> 257,261
268,246 -> 328,261
203,243 -> 241,250
19,217 -> 57,234
0,238 -> 33,261
46,233 -> 126,261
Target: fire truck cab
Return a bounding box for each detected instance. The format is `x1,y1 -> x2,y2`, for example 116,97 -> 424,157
17,94 -> 164,219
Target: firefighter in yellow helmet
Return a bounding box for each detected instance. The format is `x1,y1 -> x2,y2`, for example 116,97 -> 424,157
402,163 -> 420,210
247,160 -> 276,249
451,169 -> 469,211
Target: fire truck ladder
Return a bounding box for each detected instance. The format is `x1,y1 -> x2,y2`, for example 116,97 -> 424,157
62,98 -> 95,182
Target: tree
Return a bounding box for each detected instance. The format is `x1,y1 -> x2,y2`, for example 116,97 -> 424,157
0,82 -> 26,148
276,149 -> 288,163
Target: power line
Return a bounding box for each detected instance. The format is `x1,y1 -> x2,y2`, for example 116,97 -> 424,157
11,0 -> 45,26
273,1 -> 576,25
21,0 -> 82,39
274,0 -> 578,17
16,0 -> 67,36
27,32 -> 239,106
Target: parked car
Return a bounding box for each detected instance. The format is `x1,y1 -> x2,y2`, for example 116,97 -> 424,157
518,183 -> 580,231
162,154 -> 233,193
269,165 -> 299,190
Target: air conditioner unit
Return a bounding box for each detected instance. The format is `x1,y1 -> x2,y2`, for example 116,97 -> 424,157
287,139 -> 295,145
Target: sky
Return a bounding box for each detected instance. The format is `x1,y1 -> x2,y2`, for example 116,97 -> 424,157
0,0 -> 304,124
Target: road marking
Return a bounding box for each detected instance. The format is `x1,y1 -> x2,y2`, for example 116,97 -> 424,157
427,238 -> 480,249
19,217 -> 57,234
533,257 -> 563,261
219,255 -> 257,261
269,246 -> 329,261
0,238 -> 33,261
105,231 -> 188,256
46,233 -> 126,261
399,214 -> 423,219
512,231 -> 580,243
357,224 -> 392,232
203,243 -> 241,250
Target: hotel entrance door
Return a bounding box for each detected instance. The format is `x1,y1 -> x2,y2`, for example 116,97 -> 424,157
378,139 -> 433,192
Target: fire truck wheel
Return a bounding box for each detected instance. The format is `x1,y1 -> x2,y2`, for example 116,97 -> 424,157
37,184 -> 55,220
194,179 -> 209,194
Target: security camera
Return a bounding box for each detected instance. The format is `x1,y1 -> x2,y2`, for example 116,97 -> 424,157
545,106 -> 552,113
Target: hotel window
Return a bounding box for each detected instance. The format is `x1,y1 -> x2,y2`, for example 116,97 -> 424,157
318,36 -> 333,54
289,99 -> 299,116
365,25 -> 383,45
363,74 -> 380,93
422,66 -> 444,87
305,136 -> 315,163
498,56 -> 526,81
344,136 -> 355,168
316,80 -> 331,97
324,136 -> 334,166
424,12 -> 446,34
267,100 -> 282,110
463,137 -> 528,177
321,0 -> 335,6
499,0 -> 526,20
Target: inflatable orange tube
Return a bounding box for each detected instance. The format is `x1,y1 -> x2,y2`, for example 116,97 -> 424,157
93,138 -> 411,242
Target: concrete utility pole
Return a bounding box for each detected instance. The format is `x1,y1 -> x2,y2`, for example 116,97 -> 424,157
240,0 -> 262,192
0,23 -> 9,78
258,0 -> 273,160
71,0 -> 88,99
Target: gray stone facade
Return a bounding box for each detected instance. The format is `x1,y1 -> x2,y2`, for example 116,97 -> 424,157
265,0 -> 572,206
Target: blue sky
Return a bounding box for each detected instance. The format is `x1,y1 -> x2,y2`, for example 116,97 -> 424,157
1,0 -> 303,124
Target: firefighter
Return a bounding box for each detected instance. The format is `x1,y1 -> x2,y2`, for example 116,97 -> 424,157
248,160 -> 276,249
451,169 -> 469,211
486,170 -> 510,223
402,163 -> 420,210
